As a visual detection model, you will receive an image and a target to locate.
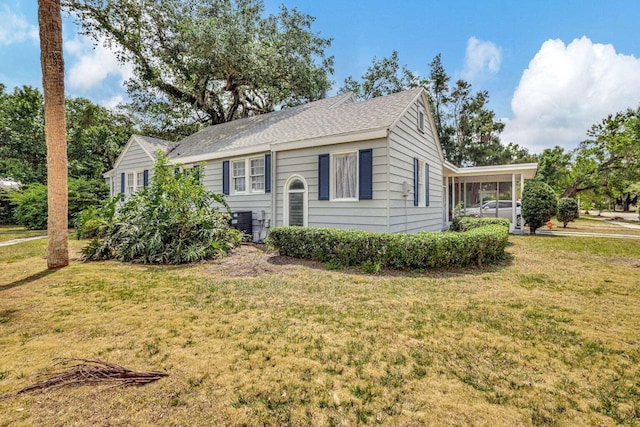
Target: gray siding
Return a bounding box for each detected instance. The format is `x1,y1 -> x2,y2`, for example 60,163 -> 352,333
275,139 -> 389,232
201,154 -> 272,242
388,97 -> 444,233
112,141 -> 154,198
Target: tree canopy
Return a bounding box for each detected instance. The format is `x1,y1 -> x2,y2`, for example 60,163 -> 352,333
64,0 -> 334,137
0,85 -> 136,184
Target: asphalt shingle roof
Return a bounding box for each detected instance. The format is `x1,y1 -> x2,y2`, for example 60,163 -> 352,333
168,87 -> 422,160
133,135 -> 178,158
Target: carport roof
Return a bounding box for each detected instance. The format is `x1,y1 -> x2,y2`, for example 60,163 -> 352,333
443,161 -> 538,179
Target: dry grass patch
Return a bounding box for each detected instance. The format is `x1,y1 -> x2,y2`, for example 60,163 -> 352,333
1,236 -> 639,426
0,225 -> 47,242
546,217 -> 640,236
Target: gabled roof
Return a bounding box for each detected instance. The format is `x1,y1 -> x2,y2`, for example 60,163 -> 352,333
106,134 -> 178,176
168,87 -> 425,162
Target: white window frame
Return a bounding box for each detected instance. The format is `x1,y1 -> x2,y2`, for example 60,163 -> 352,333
249,157 -> 265,193
417,109 -> 425,133
126,170 -> 145,195
418,160 -> 425,206
284,175 -> 308,227
330,150 -> 358,202
230,157 -> 266,195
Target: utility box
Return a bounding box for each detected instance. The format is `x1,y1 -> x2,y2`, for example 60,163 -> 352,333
230,211 -> 253,240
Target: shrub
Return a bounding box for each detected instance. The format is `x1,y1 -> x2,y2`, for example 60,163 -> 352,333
9,179 -> 109,230
82,153 -> 241,264
450,216 -> 510,232
75,196 -> 119,239
0,188 -> 17,224
267,223 -> 509,270
557,197 -> 579,228
522,181 -> 557,234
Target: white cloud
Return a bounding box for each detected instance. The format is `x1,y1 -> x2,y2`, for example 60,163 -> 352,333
103,94 -> 125,109
65,36 -> 134,92
502,37 -> 640,153
462,37 -> 502,81
0,5 -> 38,46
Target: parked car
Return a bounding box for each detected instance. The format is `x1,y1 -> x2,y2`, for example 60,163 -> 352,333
465,200 -> 522,225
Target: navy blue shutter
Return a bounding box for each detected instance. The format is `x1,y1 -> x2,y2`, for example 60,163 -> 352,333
318,154 -> 330,200
413,158 -> 419,206
265,154 -> 271,193
359,149 -> 373,200
143,169 -> 149,188
193,166 -> 201,182
425,163 -> 430,206
120,172 -> 125,201
222,160 -> 230,195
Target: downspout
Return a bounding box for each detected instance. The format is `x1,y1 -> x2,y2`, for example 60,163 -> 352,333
386,128 -> 391,233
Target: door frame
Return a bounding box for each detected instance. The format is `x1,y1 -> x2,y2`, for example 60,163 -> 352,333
283,174 -> 308,227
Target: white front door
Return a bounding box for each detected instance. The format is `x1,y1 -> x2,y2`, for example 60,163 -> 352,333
284,175 -> 308,227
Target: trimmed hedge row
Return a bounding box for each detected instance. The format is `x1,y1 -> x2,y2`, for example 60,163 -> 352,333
450,216 -> 510,232
267,224 -> 509,270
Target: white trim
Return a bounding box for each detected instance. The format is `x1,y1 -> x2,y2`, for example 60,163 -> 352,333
284,174 -> 308,227
330,150 -> 358,202
168,129 -> 389,165
444,161 -> 538,179
229,156 -> 266,195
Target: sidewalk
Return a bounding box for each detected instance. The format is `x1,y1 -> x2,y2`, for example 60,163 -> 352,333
535,229 -> 640,239
0,235 -> 47,247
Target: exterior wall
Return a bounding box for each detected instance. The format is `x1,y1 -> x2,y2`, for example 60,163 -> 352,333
111,141 -> 155,199
200,154 -> 272,242
274,138 -> 389,232
388,96 -> 445,233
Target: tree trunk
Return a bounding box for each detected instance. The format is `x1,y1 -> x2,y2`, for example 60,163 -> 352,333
38,0 -> 68,269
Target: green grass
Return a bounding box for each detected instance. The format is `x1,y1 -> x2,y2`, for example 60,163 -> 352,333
0,235 -> 639,426
0,225 -> 46,242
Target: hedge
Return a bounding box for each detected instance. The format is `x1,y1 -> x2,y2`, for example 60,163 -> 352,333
267,223 -> 509,270
450,216 -> 510,232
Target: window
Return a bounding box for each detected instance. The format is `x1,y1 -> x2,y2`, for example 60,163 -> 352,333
418,160 -> 425,205
127,172 -> 134,194
137,171 -> 144,190
250,158 -> 265,192
417,109 -> 425,132
332,152 -> 357,200
232,160 -> 246,192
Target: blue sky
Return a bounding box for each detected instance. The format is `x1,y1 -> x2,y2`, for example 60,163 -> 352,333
1,0 -> 640,153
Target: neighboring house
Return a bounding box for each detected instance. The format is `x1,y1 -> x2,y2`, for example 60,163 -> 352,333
0,178 -> 21,190
105,88 -> 537,241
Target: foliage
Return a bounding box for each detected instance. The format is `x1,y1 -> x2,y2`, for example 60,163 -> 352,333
535,146 -> 573,195
82,153 -> 241,264
0,85 -> 47,184
450,216 -> 510,232
338,50 -> 416,101
557,198 -> 579,228
0,188 -> 17,224
562,108 -> 640,210
66,0 -> 333,136
0,85 -> 136,184
75,196 -> 119,239
268,223 -> 509,270
9,179 -> 109,230
521,180 -> 557,234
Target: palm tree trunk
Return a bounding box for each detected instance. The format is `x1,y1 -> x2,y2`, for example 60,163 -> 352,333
38,0 -> 68,269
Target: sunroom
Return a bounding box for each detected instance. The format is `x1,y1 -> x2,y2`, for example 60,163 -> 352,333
443,162 -> 539,232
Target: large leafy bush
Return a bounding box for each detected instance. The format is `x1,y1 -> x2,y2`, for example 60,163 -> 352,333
9,179 -> 108,229
268,223 -> 509,270
450,216 -> 510,232
82,153 -> 241,264
557,197 -> 579,228
521,180 -> 557,234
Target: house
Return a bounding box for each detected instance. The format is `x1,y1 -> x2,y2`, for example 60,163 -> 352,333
104,87 -> 537,241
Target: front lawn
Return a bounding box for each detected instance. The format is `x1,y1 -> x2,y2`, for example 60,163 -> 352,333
1,235 -> 639,426
0,225 -> 47,242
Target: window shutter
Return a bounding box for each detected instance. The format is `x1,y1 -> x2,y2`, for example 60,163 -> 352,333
318,154 -> 330,200
120,172 -> 125,201
425,163 -> 430,206
413,158 -> 419,206
265,154 -> 271,193
143,169 -> 149,188
193,166 -> 201,182
359,149 -> 373,200
222,160 -> 230,195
